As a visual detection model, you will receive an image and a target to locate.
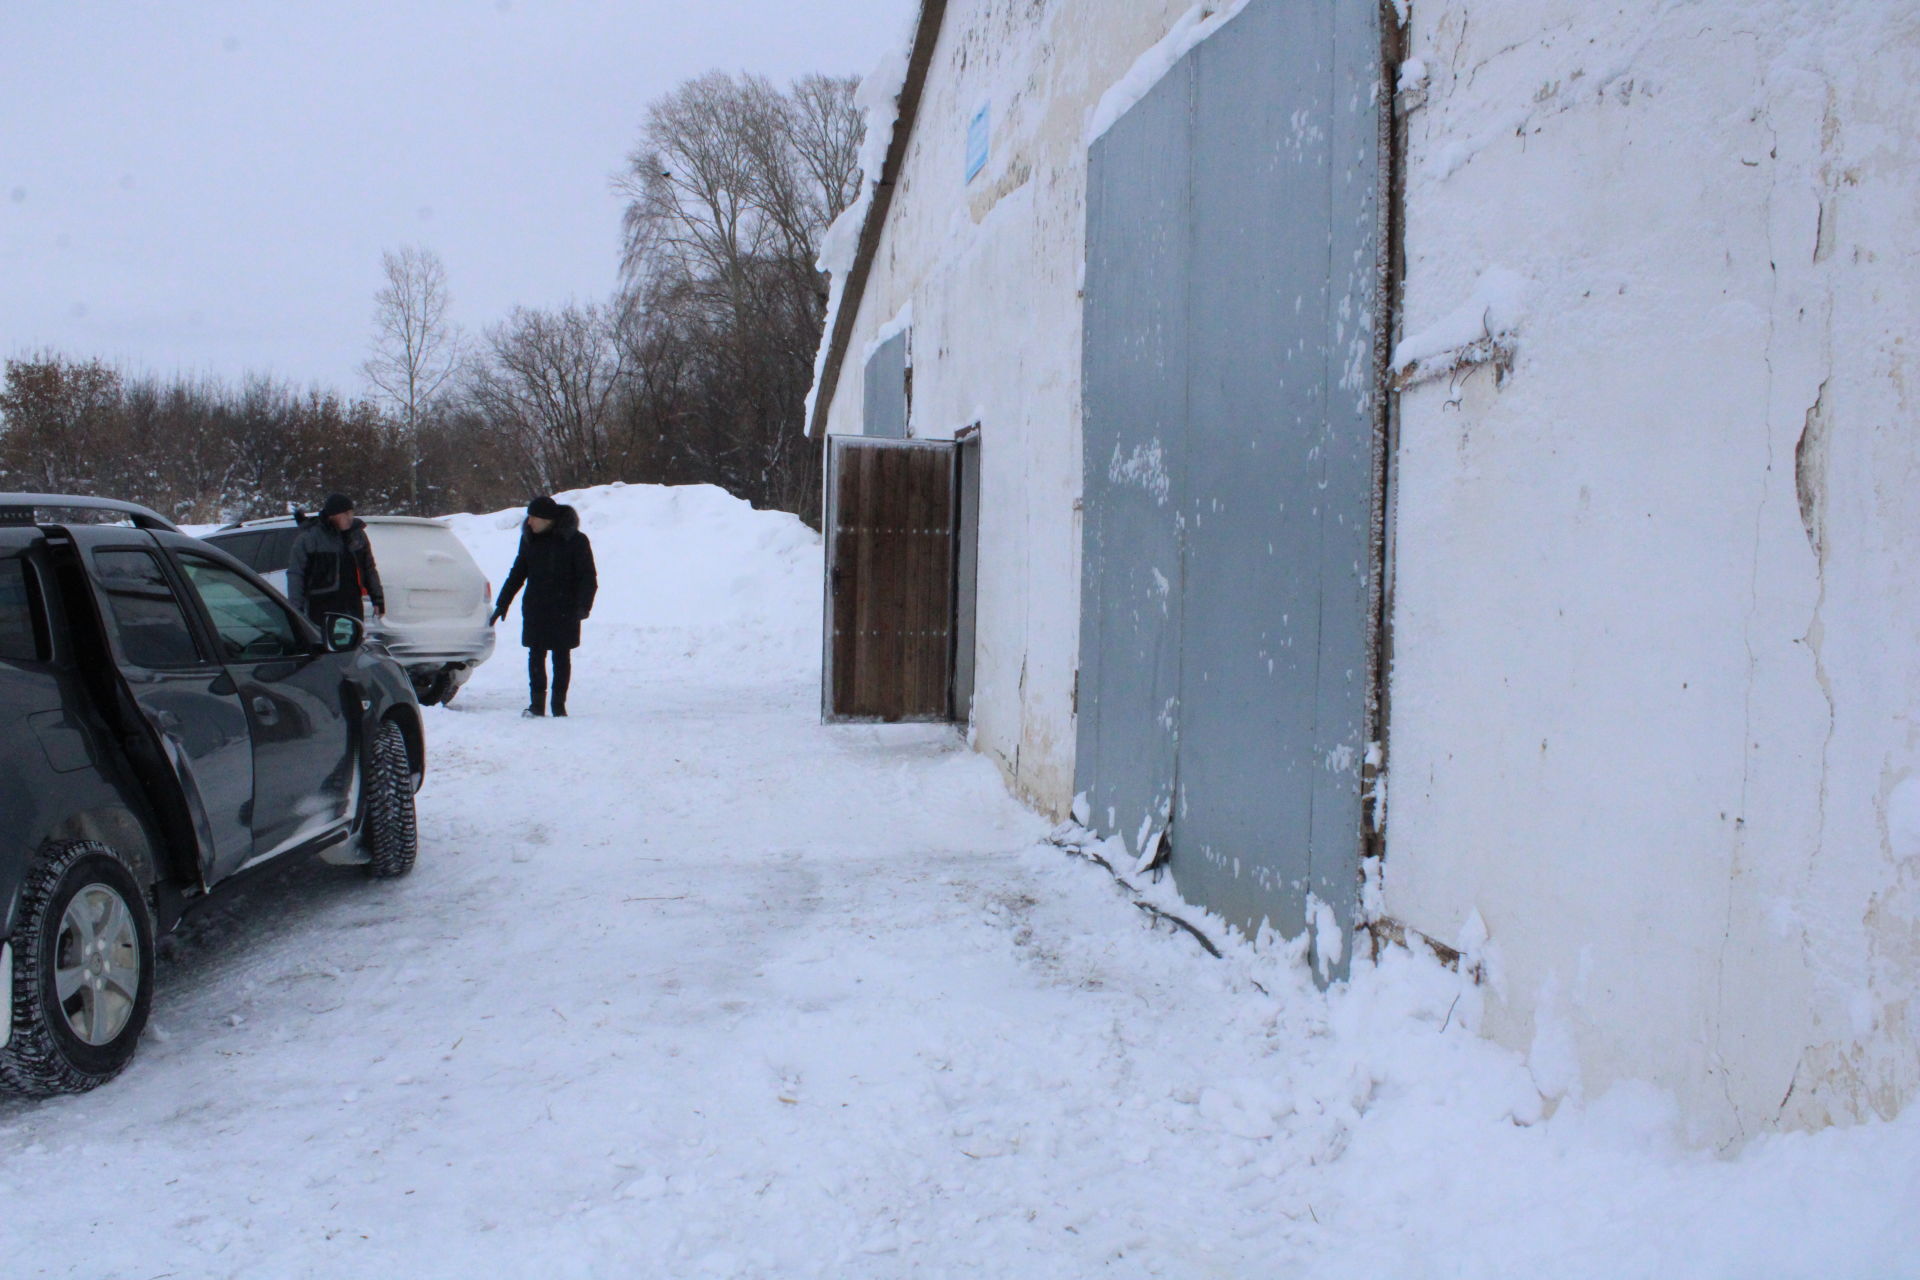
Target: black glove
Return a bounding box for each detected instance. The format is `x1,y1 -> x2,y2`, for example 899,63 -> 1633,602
488,606 -> 505,626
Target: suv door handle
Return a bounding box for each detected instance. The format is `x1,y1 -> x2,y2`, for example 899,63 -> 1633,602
251,696 -> 279,725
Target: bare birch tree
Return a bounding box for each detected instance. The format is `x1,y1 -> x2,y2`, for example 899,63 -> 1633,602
364,246 -> 463,510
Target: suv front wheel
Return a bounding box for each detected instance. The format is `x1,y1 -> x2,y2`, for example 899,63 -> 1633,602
1,841 -> 155,1096
362,720 -> 419,879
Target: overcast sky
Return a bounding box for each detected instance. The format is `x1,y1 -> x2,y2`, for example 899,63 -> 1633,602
1,0 -> 910,393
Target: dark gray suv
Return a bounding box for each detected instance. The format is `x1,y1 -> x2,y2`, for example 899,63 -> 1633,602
0,495 -> 424,1096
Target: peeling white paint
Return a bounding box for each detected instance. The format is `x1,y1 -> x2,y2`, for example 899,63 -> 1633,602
1108,439 -> 1173,506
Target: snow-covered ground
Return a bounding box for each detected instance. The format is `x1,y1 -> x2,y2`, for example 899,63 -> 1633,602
1,483 -> 1914,1277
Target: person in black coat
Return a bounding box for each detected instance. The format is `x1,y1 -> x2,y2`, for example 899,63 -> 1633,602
489,495 -> 597,717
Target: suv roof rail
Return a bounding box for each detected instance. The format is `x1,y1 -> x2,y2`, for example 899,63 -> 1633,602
0,493 -> 182,533
213,509 -> 316,532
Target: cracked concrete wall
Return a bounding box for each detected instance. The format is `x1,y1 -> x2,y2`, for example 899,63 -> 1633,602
821,0 -> 1196,815
1383,0 -> 1920,1144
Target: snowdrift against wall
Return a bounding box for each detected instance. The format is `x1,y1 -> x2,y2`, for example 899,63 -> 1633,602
445,482 -> 822,679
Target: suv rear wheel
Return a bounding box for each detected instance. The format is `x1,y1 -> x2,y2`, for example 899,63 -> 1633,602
1,842 -> 155,1096
413,670 -> 452,707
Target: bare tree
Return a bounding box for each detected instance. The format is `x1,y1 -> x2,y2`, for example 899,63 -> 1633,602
0,355 -> 123,493
364,246 -> 463,511
0,354 -> 424,522
465,303 -> 631,493
617,72 -> 859,316
613,71 -> 861,518
788,74 -> 865,238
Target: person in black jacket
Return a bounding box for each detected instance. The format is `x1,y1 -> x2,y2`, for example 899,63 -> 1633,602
489,495 -> 597,717
286,493 -> 385,627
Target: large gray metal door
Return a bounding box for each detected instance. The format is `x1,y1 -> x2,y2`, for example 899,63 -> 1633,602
1077,0 -> 1383,969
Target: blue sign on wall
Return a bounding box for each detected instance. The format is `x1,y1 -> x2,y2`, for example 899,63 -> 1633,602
966,102 -> 990,183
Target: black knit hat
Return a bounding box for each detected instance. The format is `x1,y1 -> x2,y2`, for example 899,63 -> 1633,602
319,493 -> 354,519
527,495 -> 562,519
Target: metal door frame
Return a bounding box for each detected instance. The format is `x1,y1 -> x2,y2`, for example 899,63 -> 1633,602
950,426 -> 982,727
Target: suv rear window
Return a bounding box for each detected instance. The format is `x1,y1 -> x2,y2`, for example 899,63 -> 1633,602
363,522 -> 463,557
204,530 -> 263,568
254,527 -> 299,574
204,526 -> 301,573
0,557 -> 46,662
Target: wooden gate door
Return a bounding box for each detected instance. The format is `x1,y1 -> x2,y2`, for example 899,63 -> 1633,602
824,436 -> 958,722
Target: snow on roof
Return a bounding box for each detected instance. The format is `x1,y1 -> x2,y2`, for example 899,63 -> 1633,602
804,1 -> 946,439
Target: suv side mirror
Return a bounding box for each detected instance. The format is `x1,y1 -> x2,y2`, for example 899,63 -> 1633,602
323,614 -> 365,652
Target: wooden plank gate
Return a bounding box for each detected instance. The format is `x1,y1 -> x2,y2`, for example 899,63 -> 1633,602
823,436 -> 959,723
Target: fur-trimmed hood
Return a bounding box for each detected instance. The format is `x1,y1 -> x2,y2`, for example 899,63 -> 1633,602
524,503 -> 581,538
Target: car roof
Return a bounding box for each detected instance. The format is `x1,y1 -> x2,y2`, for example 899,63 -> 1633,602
0,492 -> 180,532
361,516 -> 456,529
212,514 -> 453,532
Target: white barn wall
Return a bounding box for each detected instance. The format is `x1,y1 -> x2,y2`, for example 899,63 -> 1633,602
1383,0 -> 1920,1142
821,0 -> 1918,1144
821,0 -> 1196,813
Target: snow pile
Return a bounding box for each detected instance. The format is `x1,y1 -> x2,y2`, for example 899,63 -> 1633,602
445,481 -> 821,680
1040,826 -> 1920,1276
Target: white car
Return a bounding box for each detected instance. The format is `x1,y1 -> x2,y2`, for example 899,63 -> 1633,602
202,514 -> 495,705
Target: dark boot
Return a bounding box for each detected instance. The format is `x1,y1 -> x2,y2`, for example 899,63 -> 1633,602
527,649 -> 548,716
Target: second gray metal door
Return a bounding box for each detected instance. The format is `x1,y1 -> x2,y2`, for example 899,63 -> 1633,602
1077,0 -> 1384,968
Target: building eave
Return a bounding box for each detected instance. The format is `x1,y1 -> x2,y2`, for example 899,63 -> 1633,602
807,0 -> 950,439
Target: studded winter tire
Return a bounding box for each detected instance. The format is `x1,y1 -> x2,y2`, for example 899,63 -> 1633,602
363,720 -> 419,880
0,841 -> 155,1097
